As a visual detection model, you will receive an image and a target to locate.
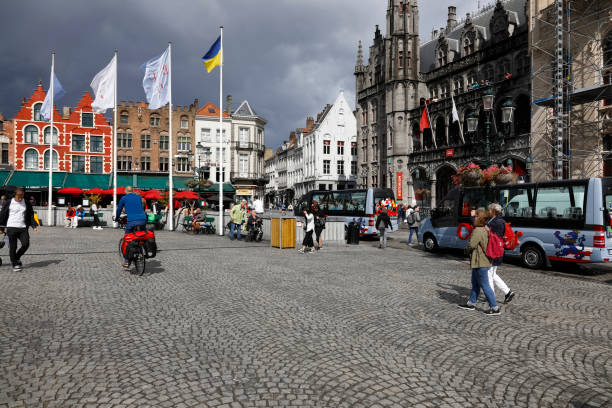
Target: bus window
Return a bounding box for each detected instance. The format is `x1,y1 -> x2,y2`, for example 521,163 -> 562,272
462,188 -> 494,216
351,191 -> 367,213
312,192 -> 330,212
498,187 -> 532,218
534,187 -> 571,219
330,191 -> 350,212
567,185 -> 585,221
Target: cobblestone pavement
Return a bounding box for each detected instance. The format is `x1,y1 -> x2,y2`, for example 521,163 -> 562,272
0,228 -> 610,408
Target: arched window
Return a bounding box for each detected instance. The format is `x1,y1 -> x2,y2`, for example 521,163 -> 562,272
604,31 -> 612,68
43,149 -> 58,170
24,125 -> 38,144
24,149 -> 39,169
44,126 -> 58,145
180,115 -> 189,129
120,111 -> 129,124
33,103 -> 42,121
463,38 -> 474,56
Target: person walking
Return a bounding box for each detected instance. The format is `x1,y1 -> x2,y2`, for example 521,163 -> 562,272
376,207 -> 392,249
229,200 -> 246,240
458,208 -> 500,315
312,203 -> 326,250
91,202 -> 102,230
487,203 -> 516,304
298,208 -> 315,253
397,203 -> 405,227
65,205 -> 75,228
407,205 -> 421,244
0,188 -> 39,271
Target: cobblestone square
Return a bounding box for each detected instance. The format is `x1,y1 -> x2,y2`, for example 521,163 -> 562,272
0,228 -> 610,407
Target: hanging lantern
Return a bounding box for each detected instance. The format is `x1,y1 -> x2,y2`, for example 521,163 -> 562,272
467,111 -> 479,133
501,97 -> 516,124
482,88 -> 494,111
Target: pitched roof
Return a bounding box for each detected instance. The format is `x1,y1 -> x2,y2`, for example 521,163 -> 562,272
196,102 -> 230,118
233,100 -> 257,117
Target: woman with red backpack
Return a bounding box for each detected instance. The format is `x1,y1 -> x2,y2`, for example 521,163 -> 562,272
487,203 -> 516,304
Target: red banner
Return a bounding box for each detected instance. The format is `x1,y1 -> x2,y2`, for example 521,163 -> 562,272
396,172 -> 403,200
446,148 -> 454,157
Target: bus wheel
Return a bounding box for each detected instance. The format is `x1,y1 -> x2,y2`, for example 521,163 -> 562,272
423,234 -> 438,252
521,244 -> 545,269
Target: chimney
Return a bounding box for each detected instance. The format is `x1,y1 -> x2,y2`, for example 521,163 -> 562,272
226,94 -> 232,114
62,107 -> 71,119
447,6 -> 457,33
289,131 -> 297,145
306,116 -> 315,129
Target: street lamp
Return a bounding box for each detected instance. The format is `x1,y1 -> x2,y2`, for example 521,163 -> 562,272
501,97 -> 516,124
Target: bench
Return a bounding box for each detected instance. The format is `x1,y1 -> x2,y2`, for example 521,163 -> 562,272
77,213 -> 107,228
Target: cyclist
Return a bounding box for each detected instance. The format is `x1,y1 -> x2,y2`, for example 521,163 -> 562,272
116,186 -> 146,267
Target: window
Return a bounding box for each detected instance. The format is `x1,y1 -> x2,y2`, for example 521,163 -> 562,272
72,134 -> 85,152
337,160 -> 344,175
464,38 -> 474,55
159,157 -> 169,172
159,135 -> 169,150
181,117 -> 188,129
24,125 -> 38,144
44,127 -> 58,145
117,155 -> 132,170
351,161 -> 357,175
398,50 -> 404,68
1,143 -> 7,164
323,160 -> 331,174
534,186 -> 585,221
239,154 -> 249,176
351,142 -> 357,156
33,103 -> 42,121
141,156 -> 151,171
176,157 -> 190,172
90,156 -> 103,173
150,115 -> 160,127
215,168 -> 226,182
81,113 -> 94,128
604,30 -> 612,68
201,128 -> 211,141
117,132 -> 132,148
239,128 -> 249,144
215,129 -> 227,140
72,155 -> 85,172
337,141 -> 344,155
43,150 -> 58,170
141,133 -> 151,149
323,140 -> 330,154
318,184 -> 326,191
25,149 -> 38,169
177,135 -> 190,151
257,129 -> 263,144
120,112 -> 129,124
90,136 -> 103,153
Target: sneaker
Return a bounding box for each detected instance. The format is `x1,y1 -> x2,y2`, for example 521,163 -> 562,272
484,308 -> 501,315
297,249 -> 304,253
504,291 -> 515,304
457,303 -> 476,310
121,262 -> 129,268
12,265 -> 22,271
307,249 -> 315,254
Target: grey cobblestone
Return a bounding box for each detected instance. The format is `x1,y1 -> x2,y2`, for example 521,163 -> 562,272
0,228 -> 610,407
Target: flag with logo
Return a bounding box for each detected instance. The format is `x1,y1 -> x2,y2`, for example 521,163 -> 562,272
40,72 -> 66,121
141,48 -> 170,109
90,55 -> 117,113
202,36 -> 222,73
451,96 -> 465,144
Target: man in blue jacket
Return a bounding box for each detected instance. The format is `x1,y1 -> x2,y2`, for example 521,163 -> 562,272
116,186 -> 146,267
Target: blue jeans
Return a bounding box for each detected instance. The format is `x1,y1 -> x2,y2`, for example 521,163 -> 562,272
229,222 -> 241,239
408,227 -> 418,243
468,267 -> 498,308
124,220 -> 146,262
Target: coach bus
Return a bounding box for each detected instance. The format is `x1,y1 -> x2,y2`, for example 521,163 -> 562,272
418,178 -> 612,269
294,188 -> 398,236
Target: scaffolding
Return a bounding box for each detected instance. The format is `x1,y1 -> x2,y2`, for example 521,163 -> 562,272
530,0 -> 612,180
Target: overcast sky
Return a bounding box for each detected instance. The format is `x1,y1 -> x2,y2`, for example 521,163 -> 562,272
2,0 -> 482,148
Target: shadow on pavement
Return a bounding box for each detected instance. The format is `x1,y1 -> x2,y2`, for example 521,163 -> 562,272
144,260 -> 164,275
436,283 -> 470,305
25,259 -> 63,268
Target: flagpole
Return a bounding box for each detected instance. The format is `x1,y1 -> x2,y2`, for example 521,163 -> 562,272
48,52 -> 54,225
218,26 -> 224,236
112,50 -> 118,226
168,42 -> 174,231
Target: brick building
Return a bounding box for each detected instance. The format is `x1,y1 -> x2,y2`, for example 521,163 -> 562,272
12,84 -> 112,173
116,100 -> 198,176
0,113 -> 12,170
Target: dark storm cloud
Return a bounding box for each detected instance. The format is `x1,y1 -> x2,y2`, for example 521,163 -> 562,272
1,0 -> 478,147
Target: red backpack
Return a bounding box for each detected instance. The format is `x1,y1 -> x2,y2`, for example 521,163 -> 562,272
503,222 -> 522,250
486,229 -> 505,258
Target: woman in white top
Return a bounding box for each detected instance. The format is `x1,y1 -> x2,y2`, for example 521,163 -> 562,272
298,209 -> 315,253
0,188 -> 38,271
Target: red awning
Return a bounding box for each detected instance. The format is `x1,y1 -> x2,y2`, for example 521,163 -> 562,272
58,187 -> 84,194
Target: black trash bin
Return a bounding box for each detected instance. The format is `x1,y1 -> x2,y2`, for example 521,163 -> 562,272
346,221 -> 360,245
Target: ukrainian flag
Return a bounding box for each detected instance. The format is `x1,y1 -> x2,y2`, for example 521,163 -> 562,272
202,36 -> 222,73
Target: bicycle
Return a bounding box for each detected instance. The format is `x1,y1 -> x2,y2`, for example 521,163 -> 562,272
118,226 -> 157,276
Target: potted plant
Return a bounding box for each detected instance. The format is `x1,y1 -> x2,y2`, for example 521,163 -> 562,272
494,165 -> 516,185
452,163 -> 483,187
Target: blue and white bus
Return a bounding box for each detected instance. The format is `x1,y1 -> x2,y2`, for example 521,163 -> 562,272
294,188 -> 399,236
418,178 -> 612,268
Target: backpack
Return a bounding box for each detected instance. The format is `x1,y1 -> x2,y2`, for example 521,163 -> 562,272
503,222 -> 521,250
486,229 -> 505,259
406,212 -> 415,225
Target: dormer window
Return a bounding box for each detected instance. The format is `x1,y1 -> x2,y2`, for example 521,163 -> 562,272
81,113 -> 94,128
464,38 -> 474,56
437,50 -> 447,67
33,103 -> 42,121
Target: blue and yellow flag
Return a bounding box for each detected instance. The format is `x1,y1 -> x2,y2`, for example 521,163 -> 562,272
202,36 -> 222,73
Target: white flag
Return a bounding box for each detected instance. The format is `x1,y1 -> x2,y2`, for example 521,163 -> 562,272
90,55 -> 117,113
40,72 -> 66,121
452,95 -> 465,144
141,48 -> 170,109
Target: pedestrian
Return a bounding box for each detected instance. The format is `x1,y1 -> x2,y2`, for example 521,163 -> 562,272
253,195 -> 264,216
65,205 -> 75,228
397,202 -> 405,226
91,201 -> 102,230
312,203 -> 326,250
0,188 -> 39,271
298,208 -> 315,253
0,195 -> 8,213
74,205 -> 84,228
407,205 -> 421,244
487,203 -> 516,304
458,208 -> 500,315
376,207 -> 393,249
229,200 -> 246,240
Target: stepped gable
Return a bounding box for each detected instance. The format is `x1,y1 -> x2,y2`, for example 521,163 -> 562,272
14,84 -> 62,122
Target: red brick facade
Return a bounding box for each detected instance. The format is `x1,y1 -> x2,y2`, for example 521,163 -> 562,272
13,85 -> 112,173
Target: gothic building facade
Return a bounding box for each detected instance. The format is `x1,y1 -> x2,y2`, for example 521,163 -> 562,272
355,0 -> 531,208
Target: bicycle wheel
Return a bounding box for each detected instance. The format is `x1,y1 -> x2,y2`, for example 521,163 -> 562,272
132,245 -> 146,276
118,238 -> 125,260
